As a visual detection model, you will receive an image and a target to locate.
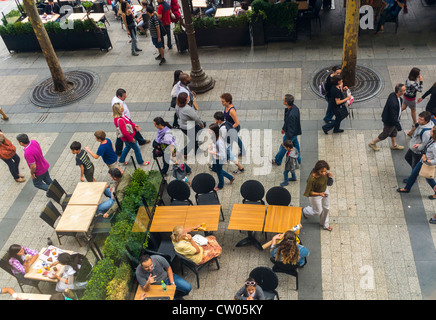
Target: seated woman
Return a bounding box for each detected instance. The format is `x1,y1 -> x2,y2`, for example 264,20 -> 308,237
270,230 -> 309,267
48,253 -> 87,293
234,277 -> 265,300
8,244 -> 39,284
171,225 -> 222,265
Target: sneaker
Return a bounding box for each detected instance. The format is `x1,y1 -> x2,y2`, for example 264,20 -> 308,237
429,218 -> 436,224
132,52 -> 139,56
232,168 -> 244,174
391,145 -> 404,150
135,48 -> 143,52
368,143 -> 380,151
280,181 -> 289,187
168,45 -> 173,50
159,58 -> 166,65
155,54 -> 162,60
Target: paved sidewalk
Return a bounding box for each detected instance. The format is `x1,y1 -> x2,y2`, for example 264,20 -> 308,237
0,0 -> 436,300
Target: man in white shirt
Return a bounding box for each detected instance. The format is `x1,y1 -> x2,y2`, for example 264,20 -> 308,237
112,88 -> 150,155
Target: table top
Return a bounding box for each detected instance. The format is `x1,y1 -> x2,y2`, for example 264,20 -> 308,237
297,1 -> 309,10
227,203 -> 267,232
24,247 -> 74,283
214,7 -> 252,18
134,284 -> 176,300
66,13 -> 87,20
150,206 -> 188,232
68,182 -> 107,205
22,14 -> 59,23
55,204 -> 98,233
85,13 -> 105,21
184,205 -> 221,232
16,293 -> 52,300
192,0 -> 207,8
263,205 -> 302,234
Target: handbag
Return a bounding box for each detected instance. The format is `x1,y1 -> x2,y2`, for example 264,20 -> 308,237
116,117 -> 134,138
419,162 -> 436,179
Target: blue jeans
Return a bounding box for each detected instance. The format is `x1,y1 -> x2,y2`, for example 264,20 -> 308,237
97,188 -> 114,214
205,6 -> 216,17
283,170 -> 297,183
164,274 -> 192,297
128,26 -> 139,53
119,140 -> 144,165
33,170 -> 53,191
274,135 -> 301,165
323,97 -> 334,122
212,161 -> 233,189
404,160 -> 436,191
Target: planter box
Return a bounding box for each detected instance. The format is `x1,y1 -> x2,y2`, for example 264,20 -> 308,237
1,28 -> 112,53
174,25 -> 250,52
263,24 -> 297,42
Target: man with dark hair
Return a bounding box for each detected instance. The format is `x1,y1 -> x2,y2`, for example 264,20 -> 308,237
136,254 -> 192,298
323,66 -> 341,123
404,111 -> 433,169
96,168 -> 131,218
147,5 -> 166,65
44,0 -> 60,15
157,0 -> 172,49
271,94 -> 302,166
16,133 -> 53,191
111,88 -> 150,155
369,83 -> 406,151
176,73 -> 195,108
70,141 -> 95,182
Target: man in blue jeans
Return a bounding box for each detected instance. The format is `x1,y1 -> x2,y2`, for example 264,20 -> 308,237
136,254 -> 192,298
271,94 -> 302,166
97,168 -> 131,218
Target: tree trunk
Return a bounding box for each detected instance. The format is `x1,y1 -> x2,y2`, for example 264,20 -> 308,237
341,0 -> 360,87
22,0 -> 68,92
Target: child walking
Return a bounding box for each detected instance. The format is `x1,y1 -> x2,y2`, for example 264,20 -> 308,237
280,139 -> 299,187
70,141 -> 95,182
85,130 -> 120,171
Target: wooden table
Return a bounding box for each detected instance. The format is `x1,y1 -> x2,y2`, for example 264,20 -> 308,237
22,14 -> 59,23
192,0 -> 207,8
16,293 -> 52,300
297,1 -> 309,10
65,13 -> 87,21
134,284 -> 176,300
214,6 -> 251,18
150,205 -> 221,233
24,247 -> 74,283
55,205 -> 98,233
67,182 -> 107,205
228,204 -> 267,250
86,13 -> 105,21
263,205 -> 302,234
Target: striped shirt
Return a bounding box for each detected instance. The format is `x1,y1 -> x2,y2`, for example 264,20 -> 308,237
148,14 -> 161,38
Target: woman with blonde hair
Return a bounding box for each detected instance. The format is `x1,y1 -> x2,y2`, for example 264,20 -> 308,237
113,103 -> 149,166
270,230 -> 309,267
171,225 -> 222,265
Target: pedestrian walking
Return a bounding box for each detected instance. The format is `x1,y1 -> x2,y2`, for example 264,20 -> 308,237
368,83 -> 406,151
157,0 -> 172,49
170,70 -> 183,128
418,82 -> 436,116
322,75 -> 351,134
323,66 -> 341,123
272,94 -> 302,165
404,111 -> 433,169
221,93 -> 245,157
302,160 -> 333,232
16,133 -> 53,191
147,5 -> 166,65
0,131 -> 24,183
402,67 -> 423,125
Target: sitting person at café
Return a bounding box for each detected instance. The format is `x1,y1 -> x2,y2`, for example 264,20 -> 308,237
235,1 -> 249,16
270,230 -> 309,267
234,277 -> 265,300
375,0 -> 404,34
171,225 -> 222,265
48,253 -> 87,293
7,244 -> 39,285
96,168 -> 131,218
44,0 -> 60,15
135,254 -> 192,298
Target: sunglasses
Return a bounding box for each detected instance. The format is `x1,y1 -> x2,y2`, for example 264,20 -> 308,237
245,281 -> 256,286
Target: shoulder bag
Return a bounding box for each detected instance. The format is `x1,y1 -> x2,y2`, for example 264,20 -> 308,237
116,117 -> 134,138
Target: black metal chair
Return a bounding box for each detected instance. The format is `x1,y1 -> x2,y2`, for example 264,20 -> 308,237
240,180 -> 265,205
40,201 -> 81,246
0,253 -> 42,293
266,186 -> 291,206
270,257 -> 299,290
191,173 -> 225,221
249,266 -> 280,300
175,252 -> 220,289
166,180 -> 193,206
46,179 -> 72,211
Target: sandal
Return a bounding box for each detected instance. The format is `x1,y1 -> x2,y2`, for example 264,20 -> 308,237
397,188 -> 409,193
214,187 -> 222,191
429,218 -> 436,224
140,161 -> 150,166
323,226 -> 333,232
428,195 -> 436,200
15,178 -> 25,183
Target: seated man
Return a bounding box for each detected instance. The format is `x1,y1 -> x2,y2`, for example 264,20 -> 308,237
96,168 -> 131,218
44,0 -> 60,15
375,0 -> 404,33
136,254 -> 192,298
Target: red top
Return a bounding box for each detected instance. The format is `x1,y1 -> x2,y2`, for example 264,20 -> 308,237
114,116 -> 136,143
157,3 -> 171,26
0,137 -> 16,160
170,0 -> 180,22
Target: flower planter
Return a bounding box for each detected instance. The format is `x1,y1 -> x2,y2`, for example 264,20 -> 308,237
0,28 -> 112,53
174,25 -> 250,52
263,24 -> 297,43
